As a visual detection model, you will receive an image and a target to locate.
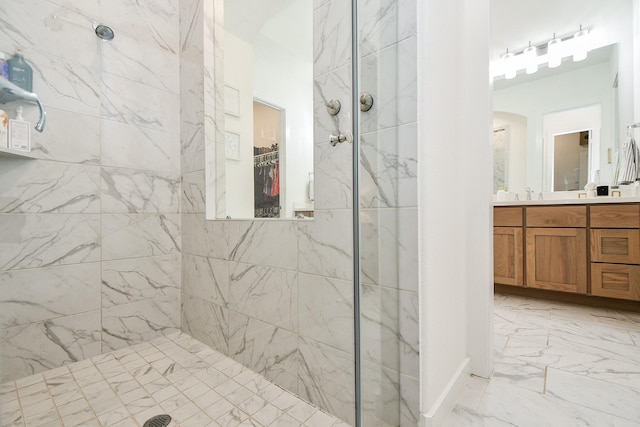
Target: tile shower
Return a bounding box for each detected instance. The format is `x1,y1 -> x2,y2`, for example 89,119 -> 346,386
0,0 -> 419,426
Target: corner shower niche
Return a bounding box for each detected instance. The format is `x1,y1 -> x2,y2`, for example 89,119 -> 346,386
0,75 -> 46,159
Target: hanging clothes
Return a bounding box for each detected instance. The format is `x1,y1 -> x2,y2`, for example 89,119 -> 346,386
617,136 -> 640,185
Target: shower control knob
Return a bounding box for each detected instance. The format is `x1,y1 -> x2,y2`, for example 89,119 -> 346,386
326,99 -> 341,116
360,93 -> 374,112
329,133 -> 347,146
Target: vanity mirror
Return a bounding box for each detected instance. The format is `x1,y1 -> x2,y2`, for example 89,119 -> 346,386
490,0 -> 636,194
208,0 -> 313,219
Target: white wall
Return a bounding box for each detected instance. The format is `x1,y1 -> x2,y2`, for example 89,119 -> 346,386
224,33 -> 255,218
418,0 -> 492,424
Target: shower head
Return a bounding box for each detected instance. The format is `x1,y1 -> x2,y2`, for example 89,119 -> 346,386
94,24 -> 114,41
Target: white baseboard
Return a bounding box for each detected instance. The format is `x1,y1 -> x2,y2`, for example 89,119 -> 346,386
420,357 -> 471,427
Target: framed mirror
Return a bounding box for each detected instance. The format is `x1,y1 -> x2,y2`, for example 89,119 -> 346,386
490,0 -> 636,194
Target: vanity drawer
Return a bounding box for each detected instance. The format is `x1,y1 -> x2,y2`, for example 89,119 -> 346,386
591,229 -> 640,264
526,206 -> 587,227
591,263 -> 640,301
494,207 -> 523,227
590,204 -> 640,228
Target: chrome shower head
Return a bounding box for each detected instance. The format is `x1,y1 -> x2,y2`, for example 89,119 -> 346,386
94,24 -> 114,41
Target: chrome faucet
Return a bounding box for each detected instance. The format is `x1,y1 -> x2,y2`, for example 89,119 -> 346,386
526,187 -> 532,200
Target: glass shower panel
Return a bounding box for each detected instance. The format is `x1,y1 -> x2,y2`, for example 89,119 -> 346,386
357,0 -> 420,426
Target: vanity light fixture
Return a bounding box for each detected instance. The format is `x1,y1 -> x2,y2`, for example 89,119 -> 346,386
524,42 -> 538,74
573,25 -> 589,62
547,34 -> 562,68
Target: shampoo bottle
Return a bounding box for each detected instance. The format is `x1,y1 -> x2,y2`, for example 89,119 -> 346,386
0,109 -> 8,148
9,107 -> 30,151
7,51 -> 33,92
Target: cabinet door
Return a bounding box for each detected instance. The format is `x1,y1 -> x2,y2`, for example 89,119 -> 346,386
526,228 -> 587,293
494,227 -> 523,286
591,229 -> 640,264
591,263 -> 640,301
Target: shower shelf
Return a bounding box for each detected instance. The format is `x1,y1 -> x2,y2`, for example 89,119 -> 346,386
0,146 -> 37,159
0,75 -> 46,132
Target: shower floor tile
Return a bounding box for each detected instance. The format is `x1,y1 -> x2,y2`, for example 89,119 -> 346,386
0,332 -> 348,427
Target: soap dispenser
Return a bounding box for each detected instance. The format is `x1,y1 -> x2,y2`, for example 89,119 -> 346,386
9,106 -> 30,151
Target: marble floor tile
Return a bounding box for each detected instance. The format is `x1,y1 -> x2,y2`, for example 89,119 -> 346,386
0,332 -> 346,427
444,294 -> 640,426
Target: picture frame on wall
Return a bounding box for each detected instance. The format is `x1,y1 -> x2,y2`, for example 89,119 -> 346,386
224,85 -> 240,117
225,131 -> 240,160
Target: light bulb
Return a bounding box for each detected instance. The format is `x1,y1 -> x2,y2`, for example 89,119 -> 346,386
501,51 -> 516,79
573,26 -> 589,62
524,44 -> 538,74
547,36 -> 562,68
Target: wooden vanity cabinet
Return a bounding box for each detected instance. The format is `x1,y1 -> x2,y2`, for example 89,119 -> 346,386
590,204 -> 640,301
525,206 -> 588,294
493,207 -> 524,286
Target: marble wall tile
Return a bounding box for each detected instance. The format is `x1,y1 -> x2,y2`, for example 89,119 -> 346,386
229,312 -> 298,394
102,255 -> 181,308
101,120 -> 181,173
361,361 -> 400,427
313,64 -> 352,145
102,32 -> 179,94
313,141 -> 353,210
226,221 -> 298,270
181,294 -> 228,355
180,61 -> 205,129
101,168 -> 180,214
102,294 -> 181,352
182,254 -> 228,307
229,262 -> 297,331
361,284 -> 399,371
399,373 -> 419,427
0,311 -> 101,383
181,123 -> 206,174
0,160 -> 100,214
359,0 -> 417,56
182,171 -> 206,214
360,124 -> 418,208
398,290 -> 419,378
27,108 -> 100,165
298,337 -> 355,425
181,214 -> 227,259
298,273 -> 353,353
360,208 -> 399,288
102,214 -> 180,260
313,0 -> 352,77
100,0 -> 180,54
0,0 -> 99,69
0,214 -> 100,270
0,263 -> 100,329
180,0 -> 205,57
297,210 -> 353,281
101,73 -> 180,134
359,37 -> 417,134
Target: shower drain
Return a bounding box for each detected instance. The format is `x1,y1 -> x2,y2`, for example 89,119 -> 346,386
143,414 -> 172,427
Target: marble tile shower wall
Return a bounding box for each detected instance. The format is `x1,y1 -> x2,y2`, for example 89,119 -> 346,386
179,0 -> 419,426
0,0 -> 182,383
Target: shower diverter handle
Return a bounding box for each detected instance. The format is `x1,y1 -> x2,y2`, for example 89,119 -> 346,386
329,132 -> 352,146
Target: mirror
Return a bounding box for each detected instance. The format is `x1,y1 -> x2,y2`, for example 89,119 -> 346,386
490,0 -> 636,194
217,0 -> 314,219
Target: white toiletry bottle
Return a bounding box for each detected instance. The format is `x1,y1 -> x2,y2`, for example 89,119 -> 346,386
9,106 -> 30,151
0,109 -> 8,148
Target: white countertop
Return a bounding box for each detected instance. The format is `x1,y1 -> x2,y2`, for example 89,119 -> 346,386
494,196 -> 640,206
